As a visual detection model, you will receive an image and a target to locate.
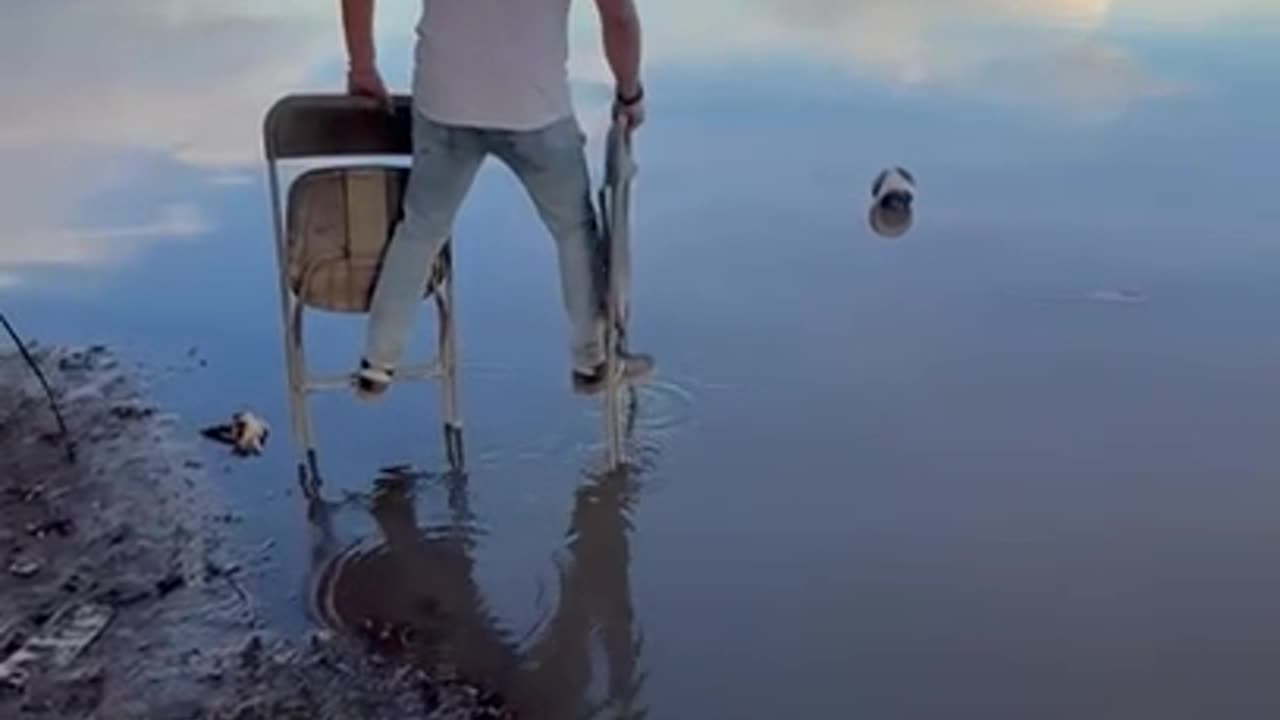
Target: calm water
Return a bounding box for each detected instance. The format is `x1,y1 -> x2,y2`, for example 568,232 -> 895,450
4,1 -> 1280,718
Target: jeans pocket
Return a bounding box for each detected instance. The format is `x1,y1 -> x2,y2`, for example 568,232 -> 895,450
413,111 -> 464,156
541,115 -> 586,150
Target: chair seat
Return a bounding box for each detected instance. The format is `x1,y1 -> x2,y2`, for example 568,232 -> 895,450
286,165 -> 446,313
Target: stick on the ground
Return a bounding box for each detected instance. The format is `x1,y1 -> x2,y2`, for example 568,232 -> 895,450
0,312 -> 75,463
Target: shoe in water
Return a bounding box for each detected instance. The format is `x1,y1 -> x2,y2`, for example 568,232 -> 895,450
572,352 -> 654,395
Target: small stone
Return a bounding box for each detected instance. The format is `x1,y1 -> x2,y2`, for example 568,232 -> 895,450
19,697 -> 52,712
61,573 -> 84,593
203,559 -> 241,579
26,517 -> 74,538
97,579 -> 152,608
58,354 -> 89,372
8,558 -> 41,578
110,404 -> 155,421
155,572 -> 185,597
107,525 -> 131,545
28,607 -> 53,627
36,431 -> 62,446
239,635 -> 264,671
308,629 -> 334,651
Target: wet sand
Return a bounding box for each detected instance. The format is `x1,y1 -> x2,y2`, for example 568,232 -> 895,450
0,345 -> 509,719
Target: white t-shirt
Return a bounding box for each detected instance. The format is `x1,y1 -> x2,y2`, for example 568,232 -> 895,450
413,0 -> 576,131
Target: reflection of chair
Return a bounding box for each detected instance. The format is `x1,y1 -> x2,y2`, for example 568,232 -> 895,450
262,94 -> 464,493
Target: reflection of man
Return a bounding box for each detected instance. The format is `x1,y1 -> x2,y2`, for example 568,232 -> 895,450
340,0 -> 655,397
516,468 -> 646,718
308,464 -> 646,717
364,476 -> 519,679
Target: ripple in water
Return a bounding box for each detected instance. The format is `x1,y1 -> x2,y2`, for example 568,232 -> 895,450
308,522 -> 522,673
305,460 -> 651,717
305,504 -> 635,716
584,377 -> 697,435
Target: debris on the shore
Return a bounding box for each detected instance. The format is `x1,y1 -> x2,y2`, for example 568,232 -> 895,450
8,559 -> 42,579
25,517 -> 73,539
200,411 -> 270,456
109,402 -> 156,421
95,578 -> 152,608
239,635 -> 264,672
0,601 -> 113,689
154,571 -> 186,598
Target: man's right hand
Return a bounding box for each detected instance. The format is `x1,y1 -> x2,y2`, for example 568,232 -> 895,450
347,65 -> 390,108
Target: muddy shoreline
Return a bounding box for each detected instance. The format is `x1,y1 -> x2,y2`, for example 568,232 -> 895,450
0,345 -> 508,719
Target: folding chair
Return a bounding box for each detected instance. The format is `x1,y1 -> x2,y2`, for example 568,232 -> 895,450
262,93 -> 464,494
598,119 -> 640,470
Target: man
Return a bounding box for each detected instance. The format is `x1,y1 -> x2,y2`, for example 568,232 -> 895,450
341,0 -> 653,398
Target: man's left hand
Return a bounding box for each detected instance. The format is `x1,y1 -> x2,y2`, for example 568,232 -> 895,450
613,83 -> 646,130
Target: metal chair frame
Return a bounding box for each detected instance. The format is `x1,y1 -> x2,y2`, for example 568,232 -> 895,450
598,119 -> 639,469
263,93 -> 638,492
263,94 -> 462,494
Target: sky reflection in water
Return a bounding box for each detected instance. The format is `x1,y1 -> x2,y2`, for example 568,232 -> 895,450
2,1 -> 1279,718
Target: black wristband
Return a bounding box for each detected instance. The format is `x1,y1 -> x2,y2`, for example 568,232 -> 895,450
617,83 -> 644,106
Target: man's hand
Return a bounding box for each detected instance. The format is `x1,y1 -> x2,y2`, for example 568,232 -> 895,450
347,64 -> 390,107
613,83 -> 646,130
341,0 -> 389,108
597,0 -> 643,131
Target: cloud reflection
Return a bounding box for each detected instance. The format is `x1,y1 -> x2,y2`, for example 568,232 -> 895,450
1,0 -> 1273,284
580,0 -> 1218,109
0,0 -> 329,285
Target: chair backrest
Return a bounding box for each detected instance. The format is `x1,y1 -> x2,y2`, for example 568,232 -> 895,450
285,164 -> 447,313
264,93 -> 414,161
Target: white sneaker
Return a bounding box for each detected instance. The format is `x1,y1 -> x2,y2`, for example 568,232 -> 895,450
353,359 -> 393,401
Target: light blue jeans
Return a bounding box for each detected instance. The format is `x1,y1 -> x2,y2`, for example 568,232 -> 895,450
364,108 -> 605,372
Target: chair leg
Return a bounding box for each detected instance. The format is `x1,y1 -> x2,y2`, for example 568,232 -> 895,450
268,164 -> 319,497
290,300 -> 321,495
598,185 -> 631,471
435,247 -> 464,472
281,294 -> 313,490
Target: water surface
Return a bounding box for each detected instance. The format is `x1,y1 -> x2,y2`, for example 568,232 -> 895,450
2,1 -> 1279,718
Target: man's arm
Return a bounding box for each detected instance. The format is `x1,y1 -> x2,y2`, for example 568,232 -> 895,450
341,0 -> 389,102
595,0 -> 644,119
342,0 -> 377,71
